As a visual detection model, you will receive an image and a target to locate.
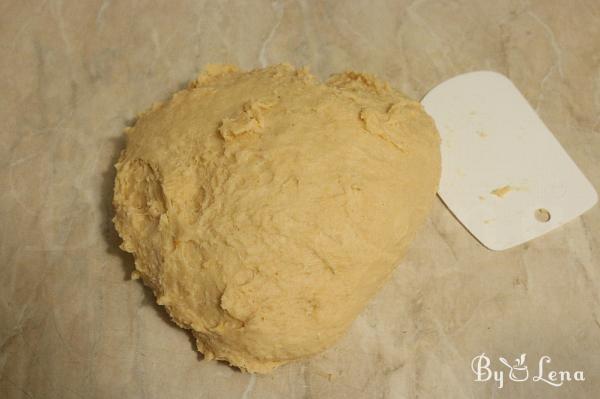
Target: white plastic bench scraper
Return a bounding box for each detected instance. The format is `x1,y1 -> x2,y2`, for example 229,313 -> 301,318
421,71 -> 597,251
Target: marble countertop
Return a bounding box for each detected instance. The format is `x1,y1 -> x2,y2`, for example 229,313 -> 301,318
1,1 -> 599,398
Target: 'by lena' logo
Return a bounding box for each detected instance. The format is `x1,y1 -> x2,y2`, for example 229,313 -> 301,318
471,353 -> 585,389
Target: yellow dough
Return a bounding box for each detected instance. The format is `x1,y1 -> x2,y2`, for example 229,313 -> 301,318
113,64 -> 440,373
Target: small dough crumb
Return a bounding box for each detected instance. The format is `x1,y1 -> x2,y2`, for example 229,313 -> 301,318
491,185 -> 513,198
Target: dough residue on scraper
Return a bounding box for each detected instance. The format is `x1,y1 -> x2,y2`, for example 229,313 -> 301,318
113,64 -> 441,373
490,184 -> 526,198
491,185 -> 513,198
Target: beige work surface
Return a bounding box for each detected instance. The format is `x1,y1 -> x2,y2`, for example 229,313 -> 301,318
1,1 -> 599,398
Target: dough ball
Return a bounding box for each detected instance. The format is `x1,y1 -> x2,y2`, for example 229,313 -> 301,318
113,64 -> 440,373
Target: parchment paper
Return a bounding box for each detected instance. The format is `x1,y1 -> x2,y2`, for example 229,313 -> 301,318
1,1 -> 599,398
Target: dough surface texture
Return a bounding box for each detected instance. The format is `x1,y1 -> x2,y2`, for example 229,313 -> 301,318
113,64 -> 441,373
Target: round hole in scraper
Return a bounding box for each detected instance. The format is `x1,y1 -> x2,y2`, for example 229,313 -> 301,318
534,208 -> 551,223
